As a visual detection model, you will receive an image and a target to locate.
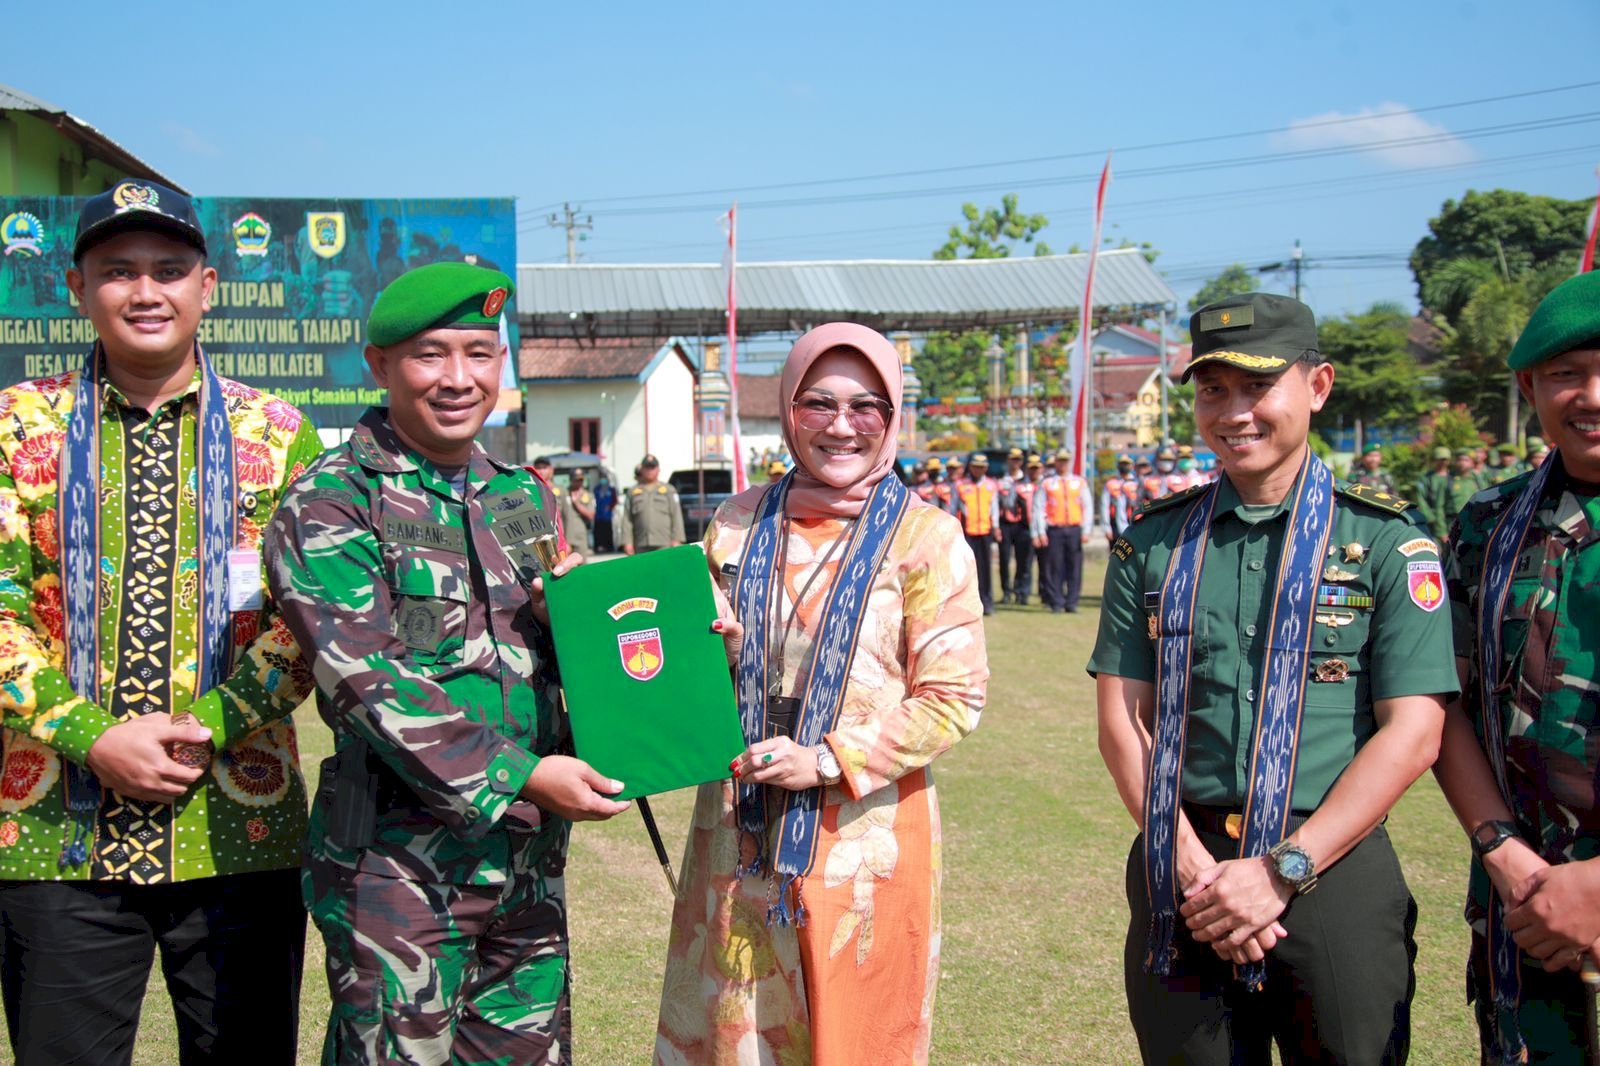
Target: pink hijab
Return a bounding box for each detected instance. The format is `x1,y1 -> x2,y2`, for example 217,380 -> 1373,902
778,322 -> 903,519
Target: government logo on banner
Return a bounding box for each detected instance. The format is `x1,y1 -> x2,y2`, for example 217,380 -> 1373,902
306,211 -> 345,259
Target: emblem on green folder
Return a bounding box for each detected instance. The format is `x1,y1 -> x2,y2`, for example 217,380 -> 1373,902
619,627 -> 664,681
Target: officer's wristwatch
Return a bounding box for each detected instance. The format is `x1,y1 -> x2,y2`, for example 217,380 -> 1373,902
1471,819 -> 1520,859
1267,840 -> 1318,896
814,744 -> 842,786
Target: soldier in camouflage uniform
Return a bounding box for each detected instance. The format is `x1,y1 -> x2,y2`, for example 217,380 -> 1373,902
1413,445 -> 1455,542
267,263 -> 630,1066
1433,270 -> 1600,1062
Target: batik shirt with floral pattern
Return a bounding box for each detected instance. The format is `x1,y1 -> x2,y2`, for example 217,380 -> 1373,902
0,366 -> 323,881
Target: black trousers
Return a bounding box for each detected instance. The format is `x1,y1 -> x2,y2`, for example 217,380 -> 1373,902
0,868 -> 305,1066
1043,525 -> 1084,609
998,521 -> 1034,600
593,515 -> 615,553
964,533 -> 995,612
1123,823 -> 1416,1065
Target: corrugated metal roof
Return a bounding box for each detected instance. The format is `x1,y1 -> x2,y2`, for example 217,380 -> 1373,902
0,81 -> 186,192
517,249 -> 1177,338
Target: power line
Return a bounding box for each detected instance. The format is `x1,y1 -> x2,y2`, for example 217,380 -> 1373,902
516,79 -> 1600,218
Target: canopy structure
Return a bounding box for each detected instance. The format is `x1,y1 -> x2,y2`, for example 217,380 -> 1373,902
516,248 -> 1176,340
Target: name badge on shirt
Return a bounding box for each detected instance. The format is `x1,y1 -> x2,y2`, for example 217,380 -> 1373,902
227,549 -> 264,612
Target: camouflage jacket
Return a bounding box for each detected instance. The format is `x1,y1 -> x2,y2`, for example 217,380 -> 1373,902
265,407 -> 568,885
1446,460 -> 1600,927
0,368 -> 321,881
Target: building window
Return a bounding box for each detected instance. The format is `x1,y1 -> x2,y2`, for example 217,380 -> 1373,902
570,417 -> 600,455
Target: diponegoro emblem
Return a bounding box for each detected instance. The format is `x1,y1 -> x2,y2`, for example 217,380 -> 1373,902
618,627 -> 664,682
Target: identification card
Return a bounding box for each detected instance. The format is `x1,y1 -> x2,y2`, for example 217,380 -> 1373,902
227,549 -> 264,612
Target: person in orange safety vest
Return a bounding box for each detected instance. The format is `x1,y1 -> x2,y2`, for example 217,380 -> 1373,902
955,451 -> 1001,615
999,449 -> 1043,606
1031,451 -> 1094,613
1100,453 -> 1139,543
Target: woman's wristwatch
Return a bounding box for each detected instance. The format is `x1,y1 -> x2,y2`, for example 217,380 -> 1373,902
814,743 -> 842,786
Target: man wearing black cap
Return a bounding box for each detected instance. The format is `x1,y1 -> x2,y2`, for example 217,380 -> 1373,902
1090,292 -> 1457,1063
0,179 -> 324,1063
617,454 -> 684,554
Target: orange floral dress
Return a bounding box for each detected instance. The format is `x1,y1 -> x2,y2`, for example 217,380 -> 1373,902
654,488 -> 988,1066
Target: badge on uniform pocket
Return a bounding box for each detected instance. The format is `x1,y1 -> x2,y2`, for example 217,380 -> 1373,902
395,596 -> 447,653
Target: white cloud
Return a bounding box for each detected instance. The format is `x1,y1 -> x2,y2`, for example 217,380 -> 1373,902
1278,103 -> 1476,169
161,120 -> 223,159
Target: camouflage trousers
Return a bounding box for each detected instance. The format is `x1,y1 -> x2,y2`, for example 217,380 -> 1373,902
306,859 -> 570,1066
1470,934 -> 1598,1063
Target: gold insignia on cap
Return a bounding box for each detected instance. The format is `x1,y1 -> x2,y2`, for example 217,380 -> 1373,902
112,182 -> 159,213
1342,542 -> 1367,564
1314,658 -> 1350,683
482,287 -> 508,317
1220,311 -> 1232,325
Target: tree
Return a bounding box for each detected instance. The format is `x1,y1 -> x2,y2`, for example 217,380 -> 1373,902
1411,189 -> 1590,320
1314,302 -> 1434,439
1187,264 -> 1258,312
933,193 -> 1051,260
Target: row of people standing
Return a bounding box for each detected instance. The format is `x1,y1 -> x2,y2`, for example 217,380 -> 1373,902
913,450 -> 1094,614
1410,440 -> 1548,543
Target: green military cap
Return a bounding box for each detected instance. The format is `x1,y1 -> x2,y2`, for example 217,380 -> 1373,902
1506,270 -> 1600,370
1528,436 -> 1548,452
1363,443 -> 1382,455
1496,442 -> 1520,456
368,262 -> 513,348
1432,446 -> 1452,461
1183,292 -> 1320,382
1454,447 -> 1474,458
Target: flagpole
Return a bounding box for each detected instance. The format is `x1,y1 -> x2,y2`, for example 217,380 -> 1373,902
1069,153 -> 1112,479
1580,163 -> 1599,275
725,204 -> 748,494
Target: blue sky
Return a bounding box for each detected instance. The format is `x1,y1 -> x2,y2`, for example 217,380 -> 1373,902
12,1 -> 1597,328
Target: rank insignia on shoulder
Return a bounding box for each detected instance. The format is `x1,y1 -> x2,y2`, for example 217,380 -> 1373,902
1139,482 -> 1208,515
1338,482 -> 1411,515
1112,536 -> 1134,561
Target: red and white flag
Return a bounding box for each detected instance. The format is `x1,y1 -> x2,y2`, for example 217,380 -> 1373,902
722,203 -> 748,493
1580,165 -> 1599,275
1067,153 -> 1112,478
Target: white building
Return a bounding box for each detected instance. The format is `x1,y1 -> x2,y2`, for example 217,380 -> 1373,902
518,336 -> 698,477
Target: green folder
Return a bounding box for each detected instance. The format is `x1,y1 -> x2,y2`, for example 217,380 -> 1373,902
544,544 -> 744,800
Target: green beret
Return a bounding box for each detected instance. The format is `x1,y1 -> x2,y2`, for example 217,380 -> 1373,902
368,262 -> 513,348
1506,271 -> 1600,370
1496,442 -> 1519,456
1363,443 -> 1382,455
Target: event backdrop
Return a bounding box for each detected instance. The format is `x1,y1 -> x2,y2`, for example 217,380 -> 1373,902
0,196 -> 518,428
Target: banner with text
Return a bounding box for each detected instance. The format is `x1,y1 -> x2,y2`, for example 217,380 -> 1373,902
0,196 -> 517,428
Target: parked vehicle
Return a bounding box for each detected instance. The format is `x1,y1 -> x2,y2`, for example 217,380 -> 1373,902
669,467 -> 735,542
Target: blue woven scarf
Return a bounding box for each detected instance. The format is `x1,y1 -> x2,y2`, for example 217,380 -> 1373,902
57,344 -> 237,868
1474,452 -> 1556,1064
732,470 -> 910,924
1143,452 -> 1334,987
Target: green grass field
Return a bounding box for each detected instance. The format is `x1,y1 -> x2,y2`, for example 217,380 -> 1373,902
14,558 -> 1481,1064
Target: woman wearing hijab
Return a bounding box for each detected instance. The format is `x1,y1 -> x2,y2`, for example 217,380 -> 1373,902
654,323 -> 989,1065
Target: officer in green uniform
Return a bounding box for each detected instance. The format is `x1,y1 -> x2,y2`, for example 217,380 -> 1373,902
1489,441 -> 1526,484
1413,445 -> 1454,542
617,454 -> 684,554
1433,269 -> 1600,1063
266,263 -> 630,1065
1528,435 -> 1550,467
1449,447 -> 1483,520
1351,442 -> 1396,495
1091,292 -> 1457,1064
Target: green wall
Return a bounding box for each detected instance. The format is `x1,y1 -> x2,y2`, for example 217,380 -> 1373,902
0,110 -> 134,197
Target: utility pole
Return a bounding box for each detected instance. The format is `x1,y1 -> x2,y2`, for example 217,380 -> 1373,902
1258,240 -> 1305,301
547,203 -> 593,264
1158,305 -> 1170,443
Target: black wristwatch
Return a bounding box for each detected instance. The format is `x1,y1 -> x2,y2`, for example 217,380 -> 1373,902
1471,820 -> 1520,859
1267,840 -> 1318,896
